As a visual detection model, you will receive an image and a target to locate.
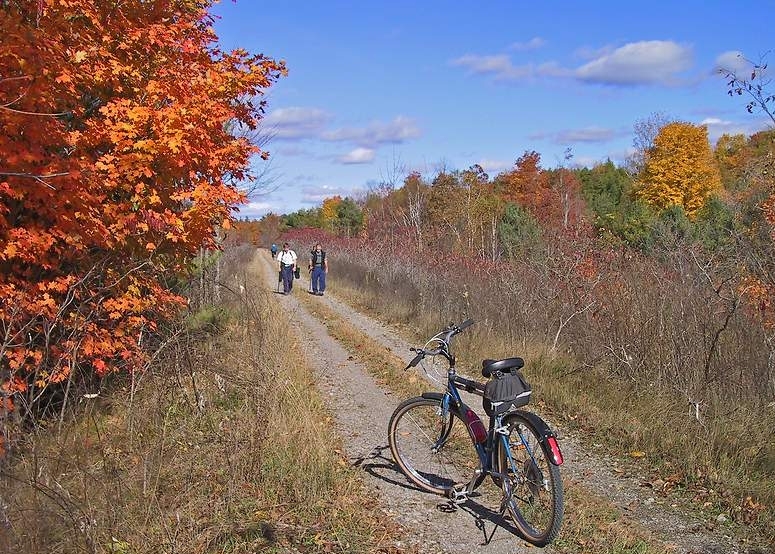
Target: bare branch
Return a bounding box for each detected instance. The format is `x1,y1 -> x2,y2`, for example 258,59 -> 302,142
719,52 -> 775,126
0,105 -> 70,117
0,172 -> 68,189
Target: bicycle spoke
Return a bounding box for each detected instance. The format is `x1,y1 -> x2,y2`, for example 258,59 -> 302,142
389,397 -> 476,494
497,414 -> 563,546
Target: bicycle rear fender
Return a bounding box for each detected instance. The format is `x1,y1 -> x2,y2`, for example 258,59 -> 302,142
509,410 -> 564,466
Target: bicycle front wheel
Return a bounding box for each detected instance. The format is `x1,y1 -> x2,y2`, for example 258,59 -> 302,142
388,396 -> 477,495
496,413 -> 563,546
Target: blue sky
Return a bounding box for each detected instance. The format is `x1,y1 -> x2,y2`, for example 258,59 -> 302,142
211,0 -> 773,218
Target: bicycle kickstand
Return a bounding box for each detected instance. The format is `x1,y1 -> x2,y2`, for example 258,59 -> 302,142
482,477 -> 519,545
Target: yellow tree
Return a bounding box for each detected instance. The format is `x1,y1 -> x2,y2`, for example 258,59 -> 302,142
714,133 -> 749,189
636,122 -> 722,217
321,195 -> 342,232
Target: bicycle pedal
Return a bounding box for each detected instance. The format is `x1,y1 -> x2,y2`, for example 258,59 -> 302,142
449,485 -> 469,505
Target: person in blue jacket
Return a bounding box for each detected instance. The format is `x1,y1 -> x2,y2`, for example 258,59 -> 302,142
270,243 -> 278,259
308,243 -> 328,296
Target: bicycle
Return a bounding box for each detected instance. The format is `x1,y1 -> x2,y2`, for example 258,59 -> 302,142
387,319 -> 564,547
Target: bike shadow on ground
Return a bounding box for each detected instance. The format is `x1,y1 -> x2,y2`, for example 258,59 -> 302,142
353,444 -> 429,493
450,500 -> 523,545
354,444 -> 524,544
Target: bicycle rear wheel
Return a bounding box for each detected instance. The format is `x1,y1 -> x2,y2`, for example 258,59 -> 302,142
388,396 -> 477,495
496,413 -> 563,546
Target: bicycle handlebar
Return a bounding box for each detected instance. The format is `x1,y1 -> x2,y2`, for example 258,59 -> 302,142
403,319 -> 475,370
405,351 -> 425,369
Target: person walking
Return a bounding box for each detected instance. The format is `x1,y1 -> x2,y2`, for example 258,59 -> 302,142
308,243 -> 328,296
277,242 -> 297,295
270,243 -> 278,259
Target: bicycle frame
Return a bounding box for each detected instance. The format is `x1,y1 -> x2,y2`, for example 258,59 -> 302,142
439,364 -> 546,498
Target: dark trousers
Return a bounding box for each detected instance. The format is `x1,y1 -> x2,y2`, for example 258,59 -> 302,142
311,266 -> 326,293
281,265 -> 294,293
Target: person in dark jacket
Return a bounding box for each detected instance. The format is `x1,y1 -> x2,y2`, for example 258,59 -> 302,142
308,243 -> 328,296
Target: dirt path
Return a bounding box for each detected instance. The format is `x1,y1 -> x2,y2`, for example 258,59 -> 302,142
255,251 -> 750,554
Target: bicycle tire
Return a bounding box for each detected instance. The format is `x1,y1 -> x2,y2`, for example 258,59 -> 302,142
496,412 -> 563,546
388,396 -> 477,495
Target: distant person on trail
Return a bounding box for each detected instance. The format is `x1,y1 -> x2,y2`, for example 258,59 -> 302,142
270,243 -> 278,259
308,243 -> 328,296
277,242 -> 297,295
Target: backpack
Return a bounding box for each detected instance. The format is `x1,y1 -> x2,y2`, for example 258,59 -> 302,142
481,357 -> 531,416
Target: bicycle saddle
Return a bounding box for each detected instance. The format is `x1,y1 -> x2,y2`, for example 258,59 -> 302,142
481,357 -> 524,378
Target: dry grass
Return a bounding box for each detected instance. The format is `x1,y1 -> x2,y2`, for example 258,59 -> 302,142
0,248 -> 409,554
325,253 -> 775,550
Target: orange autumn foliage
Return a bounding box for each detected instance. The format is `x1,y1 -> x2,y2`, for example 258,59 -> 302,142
0,0 -> 285,412
499,151 -> 554,220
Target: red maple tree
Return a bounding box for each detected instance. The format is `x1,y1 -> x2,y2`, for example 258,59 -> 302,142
0,0 -> 285,421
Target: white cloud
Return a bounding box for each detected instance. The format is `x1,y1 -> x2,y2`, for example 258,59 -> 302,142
574,45 -> 614,61
262,107 -> 331,139
528,126 -> 621,144
575,40 -> 694,85
450,54 -> 534,81
453,41 -> 693,85
477,158 -> 511,174
700,117 -> 730,126
322,116 -> 421,146
509,37 -> 546,51
596,147 -> 636,166
571,155 -> 602,168
699,116 -> 768,143
300,184 -> 364,205
536,61 -> 572,78
234,200 -> 274,219
714,50 -> 749,75
338,147 -> 376,164
555,127 -> 618,143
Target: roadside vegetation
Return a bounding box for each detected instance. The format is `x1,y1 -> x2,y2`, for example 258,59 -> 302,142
315,246 -> 774,550
0,245 -> 408,553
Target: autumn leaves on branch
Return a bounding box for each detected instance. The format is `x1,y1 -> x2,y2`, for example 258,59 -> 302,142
0,0 -> 285,419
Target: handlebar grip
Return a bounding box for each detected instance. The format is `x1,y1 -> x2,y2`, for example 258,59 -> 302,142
404,352 -> 424,369
457,318 -> 474,331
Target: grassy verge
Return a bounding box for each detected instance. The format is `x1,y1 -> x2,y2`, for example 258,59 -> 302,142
321,245 -> 775,549
324,267 -> 775,551
0,256 -> 408,554
297,287 -> 675,554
